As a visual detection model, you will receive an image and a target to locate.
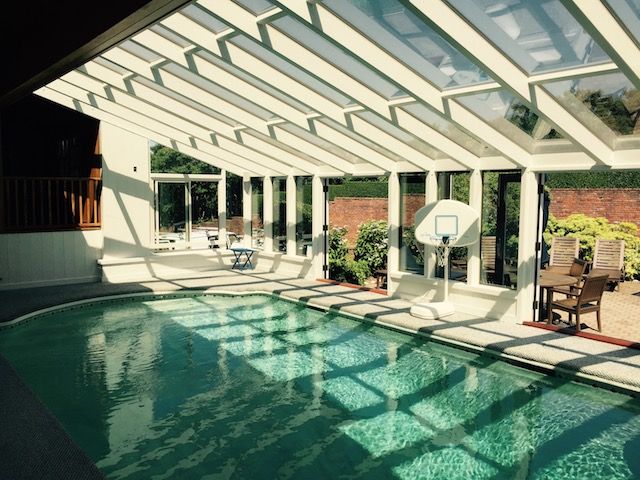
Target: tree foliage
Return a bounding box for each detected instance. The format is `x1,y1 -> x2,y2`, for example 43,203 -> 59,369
328,227 -> 371,285
354,220 -> 389,272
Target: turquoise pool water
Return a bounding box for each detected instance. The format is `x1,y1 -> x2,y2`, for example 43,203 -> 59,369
1,294 -> 639,479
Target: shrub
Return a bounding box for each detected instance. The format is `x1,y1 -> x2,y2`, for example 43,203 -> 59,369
354,220 -> 389,272
402,225 -> 424,266
544,214 -> 640,279
328,227 -> 371,285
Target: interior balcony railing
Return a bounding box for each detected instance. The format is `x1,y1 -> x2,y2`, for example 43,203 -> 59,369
0,176 -> 102,232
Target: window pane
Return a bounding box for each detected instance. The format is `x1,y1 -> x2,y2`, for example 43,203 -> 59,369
399,173 -> 426,273
150,144 -> 220,174
436,172 -> 470,281
251,178 -> 264,250
296,177 -> 313,257
273,177 -> 287,253
481,172 -> 521,289
191,181 -> 218,249
156,182 -> 187,249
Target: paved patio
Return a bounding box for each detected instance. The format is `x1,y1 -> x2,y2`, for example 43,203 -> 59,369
546,280 -> 640,343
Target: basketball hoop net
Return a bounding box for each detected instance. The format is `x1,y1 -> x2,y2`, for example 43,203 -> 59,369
433,236 -> 455,268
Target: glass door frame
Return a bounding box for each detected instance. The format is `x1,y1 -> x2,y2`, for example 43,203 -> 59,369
151,173 -> 222,250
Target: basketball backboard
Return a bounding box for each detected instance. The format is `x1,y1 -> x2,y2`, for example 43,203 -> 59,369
414,200 -> 479,246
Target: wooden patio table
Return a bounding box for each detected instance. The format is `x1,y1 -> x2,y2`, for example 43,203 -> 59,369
539,271 -> 579,325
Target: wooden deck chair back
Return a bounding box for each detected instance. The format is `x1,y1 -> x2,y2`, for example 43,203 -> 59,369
481,236 -> 496,273
592,239 -> 625,289
549,236 -> 579,271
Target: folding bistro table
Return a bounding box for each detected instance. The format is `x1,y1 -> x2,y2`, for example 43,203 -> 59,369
230,246 -> 258,270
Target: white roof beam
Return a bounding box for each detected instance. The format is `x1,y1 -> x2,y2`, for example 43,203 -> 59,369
561,0 -> 640,88
262,1 -> 520,166
407,0 -> 614,165
47,78 -> 288,177
35,88 -> 259,177
60,70 -> 307,176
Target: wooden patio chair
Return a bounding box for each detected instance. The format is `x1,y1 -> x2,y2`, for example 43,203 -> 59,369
550,274 -> 608,332
481,236 -> 496,282
592,239 -> 625,291
546,236 -> 579,274
553,258 -> 589,297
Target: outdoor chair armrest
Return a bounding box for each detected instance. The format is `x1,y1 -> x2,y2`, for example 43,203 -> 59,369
550,287 -> 580,296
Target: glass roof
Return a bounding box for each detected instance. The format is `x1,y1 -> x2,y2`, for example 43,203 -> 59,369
324,0 -> 491,89
181,4 -> 231,34
456,89 -> 563,143
400,103 -> 499,157
605,0 -> 640,45
229,36 -> 353,107
234,0 -> 277,16
543,71 -> 640,139
273,16 -> 408,99
448,0 -> 610,74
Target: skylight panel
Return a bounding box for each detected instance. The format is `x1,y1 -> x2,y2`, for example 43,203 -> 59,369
272,16 -> 407,99
448,0 -> 610,74
456,89 -> 562,147
543,71 -> 640,139
605,0 -> 640,45
324,0 -> 491,89
181,4 -> 231,34
229,36 -> 353,107
234,0 -> 277,16
400,103 -> 499,156
119,40 -> 162,63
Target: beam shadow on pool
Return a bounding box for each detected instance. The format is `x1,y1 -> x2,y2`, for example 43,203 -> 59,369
2,294 -> 640,479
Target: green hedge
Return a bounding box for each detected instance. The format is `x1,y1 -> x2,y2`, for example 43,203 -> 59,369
546,171 -> 640,189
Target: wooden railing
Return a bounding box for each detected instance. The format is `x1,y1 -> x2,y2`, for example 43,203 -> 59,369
0,176 -> 102,232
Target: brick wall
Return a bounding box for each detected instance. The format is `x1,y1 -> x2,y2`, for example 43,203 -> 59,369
329,195 -> 424,246
549,188 -> 640,227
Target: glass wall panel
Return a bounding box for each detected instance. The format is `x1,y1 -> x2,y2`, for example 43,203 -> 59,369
606,0 -> 640,45
156,182 -> 187,249
190,181 -> 218,249
481,172 -> 521,289
273,177 -> 287,253
226,172 -> 243,244
324,0 -> 491,89
543,72 -> 640,142
399,173 -> 426,273
449,0 -> 610,73
295,177 -> 313,257
150,143 -> 220,174
436,172 -> 470,281
327,177 -> 389,288
251,178 -> 264,250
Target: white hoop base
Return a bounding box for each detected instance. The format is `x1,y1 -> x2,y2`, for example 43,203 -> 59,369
410,301 -> 455,320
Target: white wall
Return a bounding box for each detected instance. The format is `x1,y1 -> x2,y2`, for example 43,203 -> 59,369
0,230 -> 103,290
100,123 -> 153,259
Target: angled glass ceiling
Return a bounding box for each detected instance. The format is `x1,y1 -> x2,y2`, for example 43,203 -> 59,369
543,71 -> 640,141
400,103 -> 499,157
181,4 -> 231,34
323,0 -> 491,89
272,16 -> 408,99
448,0 -> 610,74
235,0 -> 277,16
605,0 -> 640,45
456,89 -> 563,148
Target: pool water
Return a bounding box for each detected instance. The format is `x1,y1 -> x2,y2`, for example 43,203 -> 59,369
1,294 -> 640,479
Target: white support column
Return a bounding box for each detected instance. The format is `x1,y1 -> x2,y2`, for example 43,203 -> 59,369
263,176 -> 273,253
218,170 -> 227,248
311,175 -> 325,279
424,171 -> 438,277
242,176 -> 252,247
387,172 -> 400,292
516,169 -> 539,323
467,169 -> 482,286
286,175 -> 297,257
